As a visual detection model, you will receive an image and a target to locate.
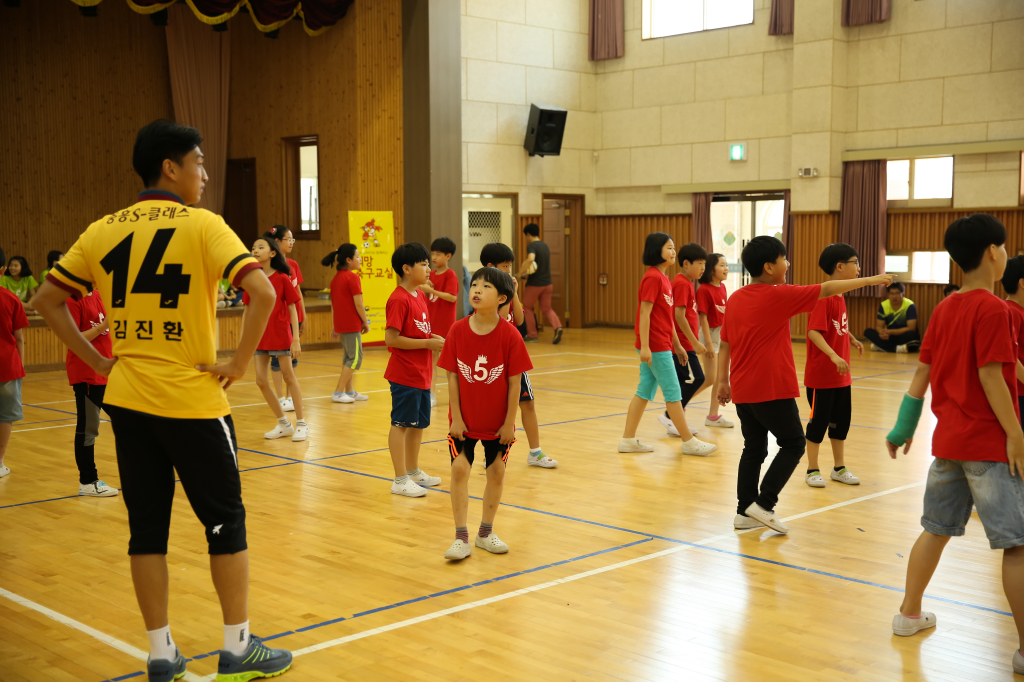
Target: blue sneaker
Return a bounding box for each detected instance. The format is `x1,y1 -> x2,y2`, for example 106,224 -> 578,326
216,634 -> 292,681
147,648 -> 186,682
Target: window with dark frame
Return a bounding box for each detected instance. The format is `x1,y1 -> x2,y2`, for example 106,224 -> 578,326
283,135 -> 320,239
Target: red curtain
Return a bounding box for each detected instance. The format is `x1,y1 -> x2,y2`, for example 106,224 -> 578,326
692,192 -> 713,254
589,0 -> 624,61
781,190 -> 794,283
768,0 -> 794,36
839,160 -> 888,297
841,0 -> 891,27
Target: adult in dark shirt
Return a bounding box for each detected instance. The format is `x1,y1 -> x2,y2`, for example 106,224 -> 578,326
518,223 -> 563,344
863,281 -> 920,353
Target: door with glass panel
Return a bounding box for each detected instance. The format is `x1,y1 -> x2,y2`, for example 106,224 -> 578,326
708,193 -> 787,292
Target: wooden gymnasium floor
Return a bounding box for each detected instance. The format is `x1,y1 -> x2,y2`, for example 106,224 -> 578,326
1,328 -> 1020,681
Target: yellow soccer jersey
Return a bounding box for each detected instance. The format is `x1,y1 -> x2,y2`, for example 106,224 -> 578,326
47,190 -> 261,419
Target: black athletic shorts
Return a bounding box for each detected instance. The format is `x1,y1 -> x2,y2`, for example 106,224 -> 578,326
805,386 -> 852,443
519,371 -> 534,402
106,405 -> 247,556
448,435 -> 515,468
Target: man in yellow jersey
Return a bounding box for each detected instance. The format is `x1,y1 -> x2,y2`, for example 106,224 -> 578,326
32,120 -> 293,682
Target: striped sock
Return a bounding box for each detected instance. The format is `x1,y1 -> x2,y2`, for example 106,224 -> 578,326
455,527 -> 469,543
408,468 -> 422,477
394,475 -> 409,485
478,522 -> 493,538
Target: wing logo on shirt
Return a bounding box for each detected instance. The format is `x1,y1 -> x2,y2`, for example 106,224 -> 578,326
663,294 -> 674,307
832,312 -> 849,337
458,355 -> 505,384
414,311 -> 431,336
715,304 -> 726,314
692,300 -> 698,313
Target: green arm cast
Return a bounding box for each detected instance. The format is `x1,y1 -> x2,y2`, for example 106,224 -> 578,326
887,393 -> 925,446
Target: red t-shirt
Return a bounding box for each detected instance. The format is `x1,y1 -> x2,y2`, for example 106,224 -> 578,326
438,316 -> 533,439
697,282 -> 728,328
804,295 -> 852,389
634,267 -> 674,352
1007,299 -> 1024,395
672,275 -> 699,352
66,291 -> 112,386
0,287 -> 28,382
286,258 -> 305,323
428,268 -> 459,337
244,270 -> 301,351
385,285 -> 433,390
330,270 -> 363,334
921,289 -> 1019,462
721,283 -> 821,404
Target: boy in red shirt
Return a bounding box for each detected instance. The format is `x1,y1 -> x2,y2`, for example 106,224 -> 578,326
1001,256 -> 1024,417
718,236 -> 891,533
0,248 -> 28,478
803,243 -> 865,489
439,267 -> 532,560
419,237 -> 459,407
385,242 -> 445,497
886,215 -> 1024,672
66,290 -> 119,497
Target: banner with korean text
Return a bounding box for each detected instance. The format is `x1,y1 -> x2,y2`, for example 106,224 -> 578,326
347,211 -> 395,345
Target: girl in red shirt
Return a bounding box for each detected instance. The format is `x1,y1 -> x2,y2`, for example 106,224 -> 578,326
243,236 -> 307,442
323,243 -> 371,403
266,225 -> 306,413
697,253 -> 732,428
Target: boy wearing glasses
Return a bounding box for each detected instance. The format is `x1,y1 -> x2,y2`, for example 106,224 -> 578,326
803,243 -> 865,489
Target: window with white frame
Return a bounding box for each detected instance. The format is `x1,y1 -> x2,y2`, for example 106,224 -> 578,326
886,157 -> 953,207
641,0 -> 754,39
885,251 -> 951,284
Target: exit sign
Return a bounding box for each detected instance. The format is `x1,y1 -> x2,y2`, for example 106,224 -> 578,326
729,143 -> 746,161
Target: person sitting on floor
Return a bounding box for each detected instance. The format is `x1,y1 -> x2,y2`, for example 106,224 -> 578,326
864,281 -> 920,354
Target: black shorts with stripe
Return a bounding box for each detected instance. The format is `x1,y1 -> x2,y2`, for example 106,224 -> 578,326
448,435 -> 515,468
805,386 -> 852,443
519,370 -> 534,402
106,405 -> 247,556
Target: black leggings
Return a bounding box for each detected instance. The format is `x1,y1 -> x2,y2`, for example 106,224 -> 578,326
736,398 -> 806,514
663,351 -> 706,418
73,383 -> 105,485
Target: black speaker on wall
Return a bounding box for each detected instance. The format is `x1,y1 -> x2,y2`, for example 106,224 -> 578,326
523,104 -> 568,157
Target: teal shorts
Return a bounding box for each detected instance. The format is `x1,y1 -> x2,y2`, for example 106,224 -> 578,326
635,350 -> 682,403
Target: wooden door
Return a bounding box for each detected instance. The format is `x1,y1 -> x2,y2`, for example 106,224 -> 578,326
223,159 -> 259,248
541,199 -> 567,324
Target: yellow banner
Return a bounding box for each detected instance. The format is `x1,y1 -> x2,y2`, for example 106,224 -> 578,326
348,211 -> 396,344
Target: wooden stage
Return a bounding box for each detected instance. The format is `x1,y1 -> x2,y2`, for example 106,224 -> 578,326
1,328 -> 1019,681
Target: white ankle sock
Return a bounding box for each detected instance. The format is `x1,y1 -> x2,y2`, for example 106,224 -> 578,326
146,625 -> 176,662
223,621 -> 250,656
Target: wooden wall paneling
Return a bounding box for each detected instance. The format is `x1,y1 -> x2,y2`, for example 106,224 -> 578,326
582,215 -> 693,327
787,213 -> 838,338
0,1 -> 174,281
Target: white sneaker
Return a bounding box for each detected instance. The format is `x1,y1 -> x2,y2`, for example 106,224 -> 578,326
1013,649 -> 1024,674
291,423 -> 309,442
734,514 -> 762,530
892,612 -> 936,636
79,480 -> 118,497
0,464 -> 9,478
475,534 -> 509,554
831,467 -> 860,485
744,502 -> 789,534
444,539 -> 472,560
870,343 -> 882,352
527,452 -> 558,468
409,471 -> 441,487
618,438 -> 654,453
430,392 -> 437,408
896,344 -> 908,354
681,437 -> 717,456
657,413 -> 680,437
391,479 -> 427,497
705,415 -> 734,428
264,422 -> 294,439
331,392 -> 355,403
350,392 -> 369,401
279,397 -> 295,412
806,471 -> 826,488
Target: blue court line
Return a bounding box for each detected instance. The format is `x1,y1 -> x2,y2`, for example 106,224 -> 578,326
95,537 -> 655,681
12,417 -> 76,427
22,403 -> 79,416
0,493 -> 83,510
854,369 -> 916,381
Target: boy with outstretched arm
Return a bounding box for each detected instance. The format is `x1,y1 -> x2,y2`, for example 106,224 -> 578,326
885,214 -> 1024,674
440,267 -> 532,560
419,237 -> 459,407
385,242 -> 446,497
718,236 -> 892,534
803,243 -> 865,488
481,242 -> 558,468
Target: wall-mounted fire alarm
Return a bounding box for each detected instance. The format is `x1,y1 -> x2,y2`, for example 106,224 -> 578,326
598,273 -> 608,286
797,167 -> 819,177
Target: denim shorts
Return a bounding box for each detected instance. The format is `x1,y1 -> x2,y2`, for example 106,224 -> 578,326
0,378 -> 23,423
635,350 -> 682,403
922,457 -> 1024,549
270,354 -> 298,370
256,349 -> 290,357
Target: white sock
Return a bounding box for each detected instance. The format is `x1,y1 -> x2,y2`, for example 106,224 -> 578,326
146,625 -> 176,662
530,448 -> 542,456
223,621 -> 250,656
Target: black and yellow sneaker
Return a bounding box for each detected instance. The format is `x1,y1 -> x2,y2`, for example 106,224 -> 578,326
216,634 -> 292,681
147,648 -> 186,682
